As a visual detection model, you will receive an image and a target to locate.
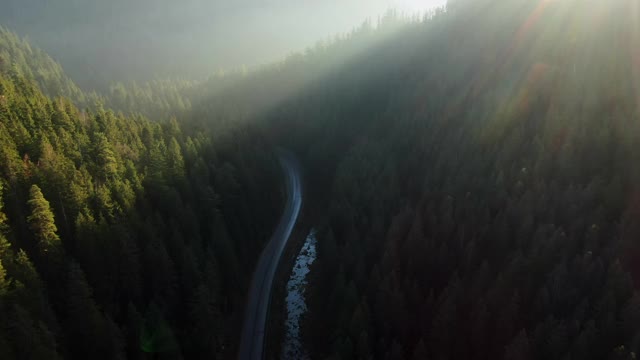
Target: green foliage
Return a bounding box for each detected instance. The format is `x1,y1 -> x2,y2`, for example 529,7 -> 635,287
0,26 -> 87,103
0,181 -> 7,229
27,185 -> 60,255
4,304 -> 61,360
6,0 -> 640,358
0,27 -> 284,359
0,259 -> 7,296
65,261 -> 123,359
242,0 -> 640,359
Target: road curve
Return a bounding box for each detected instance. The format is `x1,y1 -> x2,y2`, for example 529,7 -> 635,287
238,151 -> 302,360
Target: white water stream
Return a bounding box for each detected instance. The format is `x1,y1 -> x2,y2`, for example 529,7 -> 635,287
281,229 -> 317,360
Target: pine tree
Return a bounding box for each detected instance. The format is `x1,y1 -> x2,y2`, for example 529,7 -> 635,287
93,133 -> 118,182
4,304 -> 60,360
124,303 -> 143,360
187,283 -> 220,356
27,185 -> 61,257
142,235 -> 176,302
167,137 -> 185,182
0,259 -> 7,296
0,182 -> 9,296
0,181 -> 7,230
0,330 -> 15,360
66,261 -> 123,360
10,249 -> 58,330
140,303 -> 182,358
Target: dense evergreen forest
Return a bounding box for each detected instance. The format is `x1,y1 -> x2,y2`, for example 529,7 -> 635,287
274,1 -> 640,359
0,28 -> 284,359
4,0 -> 640,359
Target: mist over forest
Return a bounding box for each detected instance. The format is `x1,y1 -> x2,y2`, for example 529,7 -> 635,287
2,0 -> 640,359
1,0 -> 444,89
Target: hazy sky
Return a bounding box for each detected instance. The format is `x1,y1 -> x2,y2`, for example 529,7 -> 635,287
3,0 -> 446,85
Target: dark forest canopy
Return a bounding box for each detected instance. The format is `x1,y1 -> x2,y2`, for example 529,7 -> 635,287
267,0 -> 640,359
3,0 -> 640,359
0,26 -> 284,358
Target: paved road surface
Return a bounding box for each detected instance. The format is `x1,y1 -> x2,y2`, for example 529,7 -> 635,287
238,152 -> 302,360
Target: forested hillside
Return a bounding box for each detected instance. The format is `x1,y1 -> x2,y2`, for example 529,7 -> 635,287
0,29 -> 283,359
0,27 -> 89,104
251,0 -> 640,359
4,0 -> 640,359
0,27 -> 205,121
0,19 -> 422,359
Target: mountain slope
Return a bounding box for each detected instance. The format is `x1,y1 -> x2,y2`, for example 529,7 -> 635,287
0,33 -> 283,359
3,0 -> 640,358
0,27 -> 88,103
247,0 -> 640,358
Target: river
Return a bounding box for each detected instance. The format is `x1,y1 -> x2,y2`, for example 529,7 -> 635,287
281,229 -> 317,360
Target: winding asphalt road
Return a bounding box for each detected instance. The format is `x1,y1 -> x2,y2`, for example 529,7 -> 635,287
238,152 -> 302,360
